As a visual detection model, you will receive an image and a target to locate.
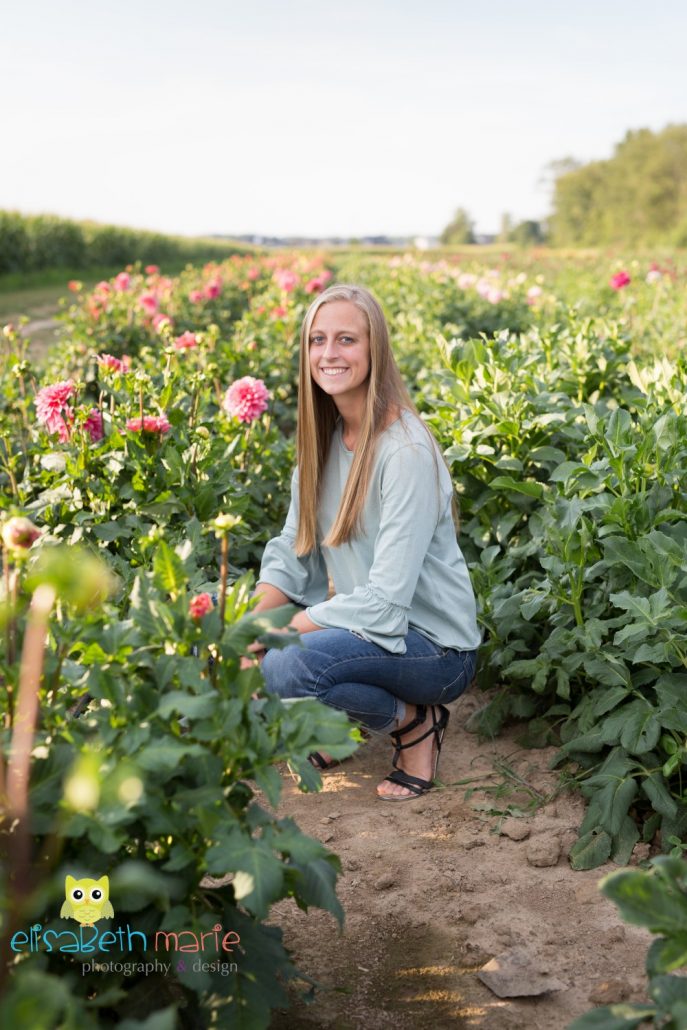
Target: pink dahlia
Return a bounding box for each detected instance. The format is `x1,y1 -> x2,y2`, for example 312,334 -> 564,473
82,409 -> 104,443
223,376 -> 270,424
247,267 -> 260,280
189,289 -> 204,304
204,279 -> 222,300
98,353 -> 131,373
145,264 -> 159,275
67,279 -> 82,292
189,592 -> 213,620
610,270 -> 631,290
126,414 -> 171,434
274,269 -> 298,292
271,305 -> 287,319
35,380 -> 76,441
174,331 -> 198,350
152,312 -> 174,332
305,276 -> 327,294
114,272 -> 131,292
139,291 -> 159,314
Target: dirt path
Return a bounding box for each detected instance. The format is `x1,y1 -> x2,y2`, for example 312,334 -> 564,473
268,690 -> 653,1028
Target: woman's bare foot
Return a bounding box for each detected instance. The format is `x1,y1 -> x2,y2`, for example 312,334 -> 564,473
376,704 -> 437,799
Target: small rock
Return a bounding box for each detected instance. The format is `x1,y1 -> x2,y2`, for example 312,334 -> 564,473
345,858 -> 360,871
329,811 -> 342,819
464,839 -> 486,851
631,843 -> 651,864
461,903 -> 487,925
323,833 -> 334,843
501,818 -> 531,841
478,947 -> 567,998
375,851 -> 383,859
374,872 -> 396,891
588,980 -> 630,1005
320,816 -> 333,825
601,926 -> 626,945
526,835 -> 561,868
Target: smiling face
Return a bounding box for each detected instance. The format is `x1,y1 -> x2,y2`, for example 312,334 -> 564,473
308,300 -> 371,412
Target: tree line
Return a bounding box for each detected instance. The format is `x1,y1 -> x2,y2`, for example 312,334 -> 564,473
0,211 -> 251,278
441,123 -> 687,247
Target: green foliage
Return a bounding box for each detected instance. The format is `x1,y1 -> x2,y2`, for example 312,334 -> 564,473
570,857 -> 687,1028
4,247 -> 687,1025
0,210 -> 252,276
440,207 -> 476,245
551,124 -> 687,246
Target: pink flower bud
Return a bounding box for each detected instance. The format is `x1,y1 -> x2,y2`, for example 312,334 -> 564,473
189,593 -> 213,620
2,516 -> 41,554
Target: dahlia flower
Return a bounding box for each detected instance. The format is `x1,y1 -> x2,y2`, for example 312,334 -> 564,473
35,380 -> 76,441
98,354 -> 131,374
223,376 -> 270,424
126,414 -> 171,434
189,593 -> 213,620
174,331 -> 198,350
610,271 -> 631,290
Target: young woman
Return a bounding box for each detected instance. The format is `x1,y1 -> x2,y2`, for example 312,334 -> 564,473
245,283 -> 480,800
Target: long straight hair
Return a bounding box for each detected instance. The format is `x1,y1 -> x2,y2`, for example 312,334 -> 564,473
295,283 -> 451,555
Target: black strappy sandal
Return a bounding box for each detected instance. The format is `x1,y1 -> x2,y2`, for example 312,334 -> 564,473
308,727 -> 371,771
377,703 -> 450,801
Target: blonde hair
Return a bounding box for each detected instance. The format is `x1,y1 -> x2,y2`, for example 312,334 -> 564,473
295,283 -> 453,555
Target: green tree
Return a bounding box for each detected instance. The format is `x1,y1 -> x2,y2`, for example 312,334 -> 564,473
440,207 -> 475,245
509,219 -> 546,246
550,124 -> 687,246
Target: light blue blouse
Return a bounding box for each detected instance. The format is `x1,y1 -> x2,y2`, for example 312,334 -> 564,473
256,410 -> 481,655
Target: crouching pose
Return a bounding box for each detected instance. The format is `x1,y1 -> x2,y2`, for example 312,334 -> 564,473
245,283 -> 480,800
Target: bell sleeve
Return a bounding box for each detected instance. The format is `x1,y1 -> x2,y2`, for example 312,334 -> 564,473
305,443 -> 445,653
256,467 -> 329,607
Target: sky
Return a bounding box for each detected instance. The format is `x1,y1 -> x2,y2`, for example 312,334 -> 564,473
2,0 -> 686,238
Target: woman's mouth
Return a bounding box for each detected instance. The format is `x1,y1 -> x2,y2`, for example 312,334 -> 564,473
320,368 -> 349,376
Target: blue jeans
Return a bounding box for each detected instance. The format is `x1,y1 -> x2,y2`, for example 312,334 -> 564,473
261,628 -> 478,732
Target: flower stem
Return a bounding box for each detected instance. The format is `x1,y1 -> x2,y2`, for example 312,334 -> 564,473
218,536 -> 229,633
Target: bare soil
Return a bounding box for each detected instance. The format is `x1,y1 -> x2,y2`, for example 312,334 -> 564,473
267,689 -> 653,1029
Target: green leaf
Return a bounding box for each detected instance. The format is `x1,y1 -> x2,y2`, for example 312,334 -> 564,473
611,816 -> 640,865
646,934 -> 687,976
605,408 -> 634,452
595,772 -> 638,835
205,828 -> 284,920
489,475 -> 544,498
649,973 -> 687,1010
569,828 -> 612,870
600,866 -> 687,935
641,772 -> 678,819
619,701 -> 661,755
567,1005 -> 656,1030
152,540 -> 186,599
156,692 -> 216,720
252,765 -> 283,808
294,857 -> 344,926
137,740 -> 204,772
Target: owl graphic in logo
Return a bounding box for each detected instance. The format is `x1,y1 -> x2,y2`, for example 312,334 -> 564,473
60,875 -> 114,927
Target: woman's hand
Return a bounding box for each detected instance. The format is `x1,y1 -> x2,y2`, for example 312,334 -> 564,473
239,600 -> 320,671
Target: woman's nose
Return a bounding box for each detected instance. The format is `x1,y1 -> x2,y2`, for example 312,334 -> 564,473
322,337 -> 339,359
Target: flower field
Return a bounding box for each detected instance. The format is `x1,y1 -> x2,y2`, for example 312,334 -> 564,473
1,248 -> 687,1027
